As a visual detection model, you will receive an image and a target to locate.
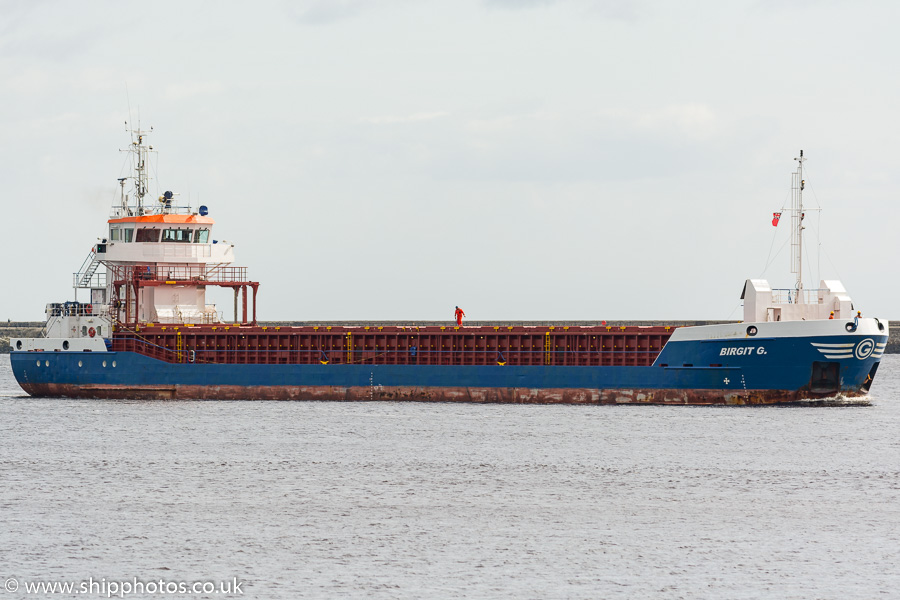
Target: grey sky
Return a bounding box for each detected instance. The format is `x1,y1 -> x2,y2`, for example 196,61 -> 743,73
2,0 -> 897,321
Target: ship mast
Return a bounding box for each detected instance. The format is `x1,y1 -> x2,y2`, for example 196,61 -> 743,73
121,122 -> 154,215
791,150 -> 806,302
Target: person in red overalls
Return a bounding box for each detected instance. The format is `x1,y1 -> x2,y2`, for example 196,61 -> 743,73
454,305 -> 466,327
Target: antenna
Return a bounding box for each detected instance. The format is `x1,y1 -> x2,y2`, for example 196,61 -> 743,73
117,177 -> 129,216
125,82 -> 133,131
119,122 -> 155,216
791,150 -> 806,302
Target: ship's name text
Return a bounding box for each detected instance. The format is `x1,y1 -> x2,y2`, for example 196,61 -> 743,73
719,346 -> 767,356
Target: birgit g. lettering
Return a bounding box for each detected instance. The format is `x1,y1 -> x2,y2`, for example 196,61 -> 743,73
719,346 -> 767,356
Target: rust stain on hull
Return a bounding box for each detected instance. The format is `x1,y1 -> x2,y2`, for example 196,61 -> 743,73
19,383 -> 867,405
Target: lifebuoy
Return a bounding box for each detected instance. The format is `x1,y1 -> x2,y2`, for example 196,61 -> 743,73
85,304 -> 92,315
88,327 -> 96,338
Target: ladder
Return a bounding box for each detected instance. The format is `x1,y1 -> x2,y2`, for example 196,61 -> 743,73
544,331 -> 552,365
75,251 -> 101,288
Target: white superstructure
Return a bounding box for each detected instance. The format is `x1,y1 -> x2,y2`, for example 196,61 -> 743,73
46,125 -> 256,344
741,151 -> 858,324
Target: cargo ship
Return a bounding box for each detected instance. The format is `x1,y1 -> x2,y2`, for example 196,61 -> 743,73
9,131 -> 889,404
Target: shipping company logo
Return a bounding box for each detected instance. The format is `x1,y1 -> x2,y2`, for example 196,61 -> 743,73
811,339 -> 885,360
854,339 -> 875,360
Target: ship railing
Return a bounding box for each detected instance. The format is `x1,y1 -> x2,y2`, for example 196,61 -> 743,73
151,315 -> 223,326
42,315 -> 59,337
72,271 -> 108,289
771,288 -> 827,304
201,308 -> 224,324
109,204 -> 196,218
112,265 -> 249,283
46,302 -> 106,318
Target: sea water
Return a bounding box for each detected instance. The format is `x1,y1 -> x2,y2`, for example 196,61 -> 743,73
1,353 -> 899,599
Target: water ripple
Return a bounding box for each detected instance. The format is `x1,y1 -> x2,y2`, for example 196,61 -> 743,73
2,354 -> 899,599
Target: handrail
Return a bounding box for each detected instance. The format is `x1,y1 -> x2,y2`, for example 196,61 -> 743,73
109,204 -> 196,218
77,251 -> 95,275
770,288 -> 826,304
72,272 -> 107,288
73,250 -> 106,288
110,264 -> 249,283
46,302 -> 109,317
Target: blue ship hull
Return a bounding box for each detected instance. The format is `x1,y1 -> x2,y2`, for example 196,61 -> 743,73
11,324 -> 887,404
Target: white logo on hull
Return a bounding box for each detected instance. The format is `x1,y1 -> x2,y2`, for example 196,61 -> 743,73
855,339 -> 875,360
810,339 -> 884,360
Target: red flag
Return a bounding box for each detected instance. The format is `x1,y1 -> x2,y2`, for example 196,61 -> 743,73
772,212 -> 782,227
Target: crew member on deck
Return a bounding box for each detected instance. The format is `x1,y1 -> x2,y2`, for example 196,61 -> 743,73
455,305 -> 466,327
829,311 -> 834,320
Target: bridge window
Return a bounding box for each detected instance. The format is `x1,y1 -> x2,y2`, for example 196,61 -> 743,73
162,228 -> 193,243
194,229 -> 209,243
110,227 -> 133,242
136,228 -> 160,243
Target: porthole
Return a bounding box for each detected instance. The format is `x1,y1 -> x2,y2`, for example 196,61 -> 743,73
45,360 -> 49,367
78,361 -> 83,368
36,360 -> 41,367
746,326 -> 758,336
112,361 -> 117,368
62,340 -> 69,350
102,360 -> 107,368
16,340 -> 22,350
845,322 -> 856,332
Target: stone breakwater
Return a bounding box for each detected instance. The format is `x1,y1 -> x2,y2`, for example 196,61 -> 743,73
0,323 -> 43,353
3,320 -> 898,353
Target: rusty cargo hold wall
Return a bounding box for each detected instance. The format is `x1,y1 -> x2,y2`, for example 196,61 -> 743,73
111,325 -> 677,367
